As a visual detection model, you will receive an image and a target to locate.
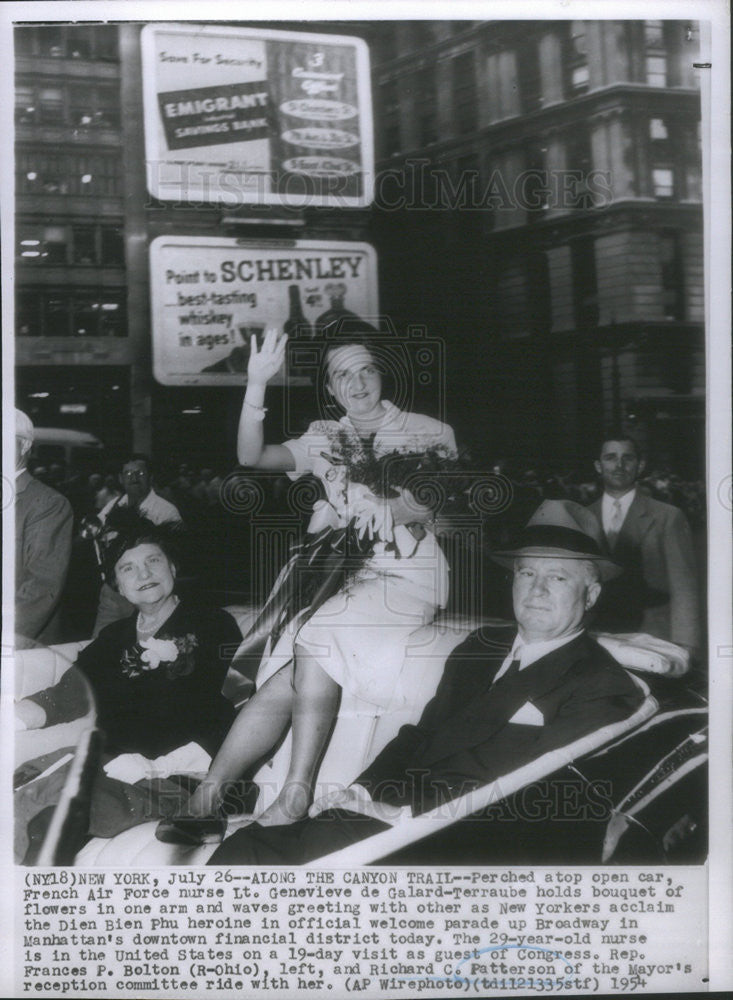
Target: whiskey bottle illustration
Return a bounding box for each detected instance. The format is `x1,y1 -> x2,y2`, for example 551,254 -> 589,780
284,284 -> 314,376
315,282 -> 360,333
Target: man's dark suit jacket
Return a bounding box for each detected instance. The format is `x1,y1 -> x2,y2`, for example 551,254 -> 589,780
356,625 -> 644,813
589,492 -> 700,649
15,470 -> 73,645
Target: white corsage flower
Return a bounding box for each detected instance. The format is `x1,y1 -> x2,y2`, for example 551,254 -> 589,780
139,636 -> 179,671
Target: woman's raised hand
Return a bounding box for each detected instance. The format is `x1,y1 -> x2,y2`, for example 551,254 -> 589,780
247,326 -> 288,386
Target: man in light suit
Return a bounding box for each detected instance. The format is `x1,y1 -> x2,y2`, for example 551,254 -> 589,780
158,500 -> 644,860
14,410 -> 73,647
588,435 -> 700,653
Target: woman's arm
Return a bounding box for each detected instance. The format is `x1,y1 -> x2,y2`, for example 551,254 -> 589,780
17,667 -> 91,729
237,328 -> 296,470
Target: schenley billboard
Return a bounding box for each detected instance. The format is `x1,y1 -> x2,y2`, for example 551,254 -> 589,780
149,236 -> 379,386
141,23 -> 374,207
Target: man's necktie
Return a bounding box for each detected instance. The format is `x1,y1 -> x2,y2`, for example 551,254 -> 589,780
606,499 -> 623,550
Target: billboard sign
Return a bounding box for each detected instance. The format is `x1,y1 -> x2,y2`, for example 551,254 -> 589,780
141,23 -> 373,207
150,236 -> 379,386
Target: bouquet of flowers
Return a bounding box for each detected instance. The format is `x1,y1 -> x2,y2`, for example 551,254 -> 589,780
244,431 -> 475,647
322,428 -> 473,540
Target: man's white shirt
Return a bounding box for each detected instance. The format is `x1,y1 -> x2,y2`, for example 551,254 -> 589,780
98,488 -> 182,526
493,629 -> 585,683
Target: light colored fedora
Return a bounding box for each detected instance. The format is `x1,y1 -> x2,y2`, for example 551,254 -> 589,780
492,499 -> 622,582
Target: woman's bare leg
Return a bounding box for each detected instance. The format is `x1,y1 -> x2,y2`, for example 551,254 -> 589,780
255,646 -> 340,826
186,663 -> 295,817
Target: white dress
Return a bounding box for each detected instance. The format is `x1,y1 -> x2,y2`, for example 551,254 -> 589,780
257,401 -> 457,709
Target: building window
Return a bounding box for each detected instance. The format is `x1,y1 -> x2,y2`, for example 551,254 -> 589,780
66,26 -> 94,60
14,28 -> 34,57
564,21 -> 590,96
571,65 -> 590,90
17,149 -> 123,196
37,86 -> 65,124
72,225 -> 97,265
646,56 -> 668,86
526,252 -> 552,335
14,25 -> 119,61
17,291 -> 43,336
648,116 -> 696,200
644,20 -> 665,47
517,39 -> 542,113
684,120 -> 702,200
16,287 -> 127,337
523,141 -> 549,220
649,117 -> 669,141
15,86 -> 36,124
68,81 -> 121,129
453,52 -> 477,134
18,152 -> 67,194
648,116 -> 676,197
652,168 -> 674,198
16,79 -> 121,130
17,221 -> 125,266
571,237 -> 599,328
39,26 -> 66,58
42,226 -> 68,264
649,117 -> 673,196
414,67 -> 437,145
93,28 -> 119,62
565,126 -> 594,208
659,231 -> 685,320
644,20 -> 668,86
451,154 -> 481,215
100,225 -> 125,266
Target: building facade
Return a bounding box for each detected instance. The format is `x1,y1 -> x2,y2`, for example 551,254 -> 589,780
14,19 -> 705,476
369,19 -> 704,474
15,24 -> 132,458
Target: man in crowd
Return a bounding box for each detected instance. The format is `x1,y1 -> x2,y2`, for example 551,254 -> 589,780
14,409 -> 73,647
93,454 -> 183,634
98,454 -> 182,526
588,433 -> 700,654
161,500 -> 644,862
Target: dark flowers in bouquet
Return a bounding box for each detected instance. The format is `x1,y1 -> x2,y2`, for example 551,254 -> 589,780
245,430 -> 475,647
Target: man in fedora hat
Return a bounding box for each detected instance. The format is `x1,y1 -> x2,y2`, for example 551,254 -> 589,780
160,500 -> 644,860
14,409 -> 73,646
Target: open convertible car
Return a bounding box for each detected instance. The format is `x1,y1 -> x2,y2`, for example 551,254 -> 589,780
14,610 -> 707,867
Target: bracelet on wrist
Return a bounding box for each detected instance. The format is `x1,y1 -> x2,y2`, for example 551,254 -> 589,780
244,399 -> 268,422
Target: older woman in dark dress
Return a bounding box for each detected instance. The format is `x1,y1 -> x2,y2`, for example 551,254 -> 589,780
15,518 -> 243,840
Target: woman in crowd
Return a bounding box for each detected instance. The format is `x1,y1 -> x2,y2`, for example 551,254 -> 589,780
158,327 -> 457,842
16,517 -> 243,841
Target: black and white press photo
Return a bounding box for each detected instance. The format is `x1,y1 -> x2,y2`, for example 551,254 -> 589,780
2,3 -> 730,998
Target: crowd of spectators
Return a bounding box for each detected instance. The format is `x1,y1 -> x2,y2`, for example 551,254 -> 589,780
31,456 -> 707,534
25,452 -> 705,643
